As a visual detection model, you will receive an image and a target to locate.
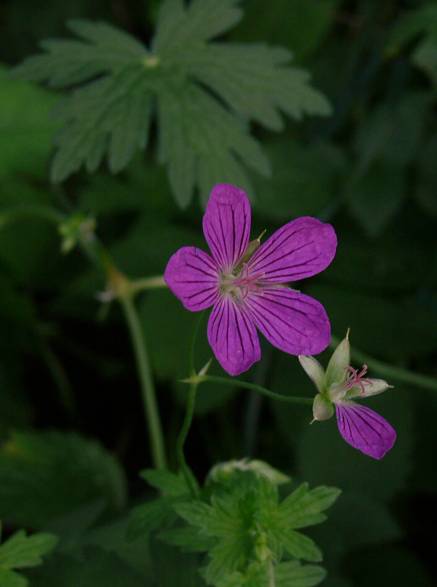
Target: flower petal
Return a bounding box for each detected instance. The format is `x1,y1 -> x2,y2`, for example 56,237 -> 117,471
164,246 -> 219,311
247,217 -> 337,283
246,287 -> 331,356
335,403 -> 396,459
202,184 -> 251,271
207,296 -> 261,376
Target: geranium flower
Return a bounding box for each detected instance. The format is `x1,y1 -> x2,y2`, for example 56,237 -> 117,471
299,332 -> 396,459
165,184 -> 337,376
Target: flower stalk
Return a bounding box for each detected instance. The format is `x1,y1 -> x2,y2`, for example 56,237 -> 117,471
119,288 -> 167,469
175,382 -> 200,497
182,374 -> 312,406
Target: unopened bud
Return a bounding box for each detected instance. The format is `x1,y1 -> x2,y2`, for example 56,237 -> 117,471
312,394 -> 334,422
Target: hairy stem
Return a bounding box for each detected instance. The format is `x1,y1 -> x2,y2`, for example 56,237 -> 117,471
331,336 -> 437,393
191,375 -> 312,406
176,382 -> 200,497
120,292 -> 166,469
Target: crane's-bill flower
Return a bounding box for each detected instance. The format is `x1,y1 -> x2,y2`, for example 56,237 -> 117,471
299,332 -> 396,460
165,183 -> 337,376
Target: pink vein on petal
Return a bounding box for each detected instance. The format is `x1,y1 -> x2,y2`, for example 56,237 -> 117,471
246,287 -> 331,356
248,217 -> 337,283
202,184 -> 251,271
336,403 -> 396,459
207,296 -> 261,376
164,246 -> 219,311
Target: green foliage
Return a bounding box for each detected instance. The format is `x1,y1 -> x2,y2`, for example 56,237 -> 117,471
0,527 -> 57,587
0,431 -> 127,528
234,0 -> 340,60
127,468 -> 190,541
30,546 -> 146,587
0,65 -> 57,180
160,465 -> 340,586
13,0 -> 330,206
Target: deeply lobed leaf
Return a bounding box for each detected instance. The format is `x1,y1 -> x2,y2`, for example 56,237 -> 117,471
13,0 -> 330,206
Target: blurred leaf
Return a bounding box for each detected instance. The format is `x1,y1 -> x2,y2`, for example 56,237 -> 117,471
354,93 -> 430,171
252,139 -> 346,222
0,431 -> 127,528
127,498 -> 179,542
0,368 -> 32,439
0,568 -> 27,587
141,468 -> 188,497
327,230 -> 434,292
308,284 -> 437,360
412,37 -> 437,85
0,531 -> 57,569
29,546 -> 145,587
347,163 -> 406,237
415,135 -> 437,217
233,0 -> 340,60
306,492 -> 401,565
0,530 -> 57,587
387,3 -> 437,54
150,539 -> 204,586
0,65 -> 57,179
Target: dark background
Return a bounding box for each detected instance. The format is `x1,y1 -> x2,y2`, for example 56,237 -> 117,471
0,1 -> 436,585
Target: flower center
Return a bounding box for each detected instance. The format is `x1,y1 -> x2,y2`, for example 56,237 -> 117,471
219,263 -> 259,301
344,364 -> 371,394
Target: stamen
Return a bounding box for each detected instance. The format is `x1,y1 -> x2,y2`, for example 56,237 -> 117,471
344,364 -> 372,394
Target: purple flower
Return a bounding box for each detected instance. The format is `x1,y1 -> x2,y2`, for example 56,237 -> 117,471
299,333 -> 396,460
165,184 -> 337,376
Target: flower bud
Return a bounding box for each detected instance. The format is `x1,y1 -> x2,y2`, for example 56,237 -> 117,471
312,394 -> 334,422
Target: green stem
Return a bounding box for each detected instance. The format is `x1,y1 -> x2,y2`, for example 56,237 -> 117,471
176,383 -> 200,497
193,375 -> 312,406
330,336 -> 437,393
120,293 -> 166,469
130,275 -> 167,295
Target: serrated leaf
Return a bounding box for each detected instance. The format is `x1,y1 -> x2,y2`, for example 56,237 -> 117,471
159,526 -> 215,552
279,484 -> 341,529
127,498 -> 177,541
275,561 -> 326,587
0,431 -> 127,528
386,4 -> 437,54
0,569 -> 27,587
0,531 -> 57,570
140,468 -> 188,497
272,528 -> 322,562
13,0 -> 330,206
174,501 -> 217,532
153,0 -> 243,50
13,19 -> 148,87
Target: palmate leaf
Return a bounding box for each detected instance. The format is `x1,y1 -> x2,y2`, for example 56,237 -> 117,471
13,0 -> 330,207
0,431 -> 127,528
170,470 -> 339,586
0,529 -> 58,587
